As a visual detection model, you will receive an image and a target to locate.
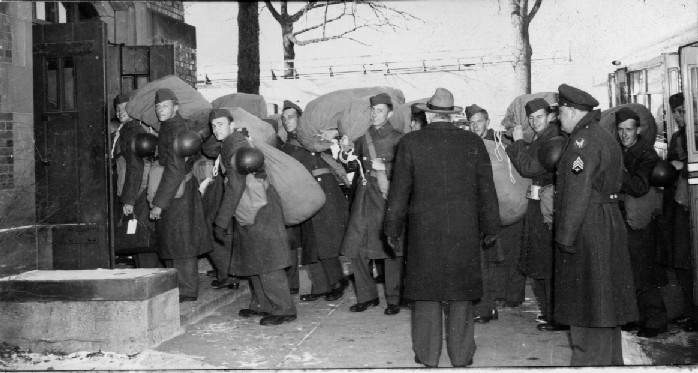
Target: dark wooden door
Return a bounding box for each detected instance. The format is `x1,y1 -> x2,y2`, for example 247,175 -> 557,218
33,21 -> 110,270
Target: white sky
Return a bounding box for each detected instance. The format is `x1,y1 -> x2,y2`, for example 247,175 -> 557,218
186,0 -> 698,81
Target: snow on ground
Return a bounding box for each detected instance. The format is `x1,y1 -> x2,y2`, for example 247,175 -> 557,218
0,344 -> 224,371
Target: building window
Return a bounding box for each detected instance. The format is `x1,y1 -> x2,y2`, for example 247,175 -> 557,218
33,2 -> 99,23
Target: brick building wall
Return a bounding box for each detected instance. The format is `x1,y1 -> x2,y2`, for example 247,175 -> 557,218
146,1 -> 184,22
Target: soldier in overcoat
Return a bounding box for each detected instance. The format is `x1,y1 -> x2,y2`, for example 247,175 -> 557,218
112,93 -> 159,268
385,88 -> 500,367
149,89 -> 212,302
340,93 -> 405,315
208,109 -> 296,326
279,101 -> 350,302
505,98 -> 567,331
553,84 -> 638,366
615,107 -> 668,338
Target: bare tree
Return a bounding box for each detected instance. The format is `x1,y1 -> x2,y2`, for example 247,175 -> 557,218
509,0 -> 542,94
238,1 -> 260,93
263,0 -> 419,78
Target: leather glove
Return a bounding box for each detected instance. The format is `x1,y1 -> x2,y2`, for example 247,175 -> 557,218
556,242 -> 576,254
213,225 -> 227,243
483,234 -> 497,248
387,236 -> 402,255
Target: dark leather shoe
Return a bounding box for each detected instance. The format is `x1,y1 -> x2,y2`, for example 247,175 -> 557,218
535,315 -> 548,323
211,277 -> 238,290
350,298 -> 379,312
637,327 -> 661,338
473,308 -> 498,324
259,314 -> 297,326
239,308 -> 270,318
537,322 -> 570,331
290,287 -> 299,295
179,296 -> 197,303
384,304 -> 401,315
324,288 -> 344,301
300,293 -> 327,302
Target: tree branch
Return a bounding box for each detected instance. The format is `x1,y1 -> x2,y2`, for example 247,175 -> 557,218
289,23 -> 379,46
293,12 -> 346,36
264,0 -> 282,22
527,0 -> 543,23
290,0 -> 345,23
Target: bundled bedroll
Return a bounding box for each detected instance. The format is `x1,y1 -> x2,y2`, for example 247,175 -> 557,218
218,107 -> 278,146
247,138 -> 326,225
125,75 -> 212,133
483,139 -> 531,226
211,93 -> 268,119
500,92 -> 558,143
298,87 -> 405,151
599,103 -> 657,147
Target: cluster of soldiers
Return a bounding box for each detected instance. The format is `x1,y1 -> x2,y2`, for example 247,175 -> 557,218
110,83 -> 696,367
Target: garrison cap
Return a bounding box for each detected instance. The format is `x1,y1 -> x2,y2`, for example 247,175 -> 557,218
263,118 -> 279,133
557,84 -> 598,111
114,93 -> 130,107
209,108 -> 234,123
369,93 -> 393,107
525,98 -> 550,116
669,92 -> 684,110
615,107 -> 640,126
282,100 -> 303,116
465,104 -> 486,120
155,88 -> 178,104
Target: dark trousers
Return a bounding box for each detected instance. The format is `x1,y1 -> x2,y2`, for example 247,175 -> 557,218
286,247 -> 300,290
249,268 -> 297,316
134,253 -> 161,268
164,257 -> 198,298
637,286 -> 668,329
412,300 -> 475,367
676,268 -> 698,319
533,278 -> 553,321
208,232 -> 232,282
351,253 -> 403,305
307,257 -> 344,294
569,326 -> 623,366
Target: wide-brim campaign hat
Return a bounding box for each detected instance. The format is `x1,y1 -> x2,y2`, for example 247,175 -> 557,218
416,88 -> 463,114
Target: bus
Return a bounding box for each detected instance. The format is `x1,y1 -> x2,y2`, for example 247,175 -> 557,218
607,25 -> 698,304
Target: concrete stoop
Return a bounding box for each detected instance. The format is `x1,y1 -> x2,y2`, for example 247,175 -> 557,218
0,269 -> 182,355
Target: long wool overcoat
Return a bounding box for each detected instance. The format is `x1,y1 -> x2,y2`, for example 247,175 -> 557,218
384,121 -> 500,301
214,131 -> 291,276
554,110 -> 638,327
505,122 -> 561,279
341,121 -> 404,259
152,113 -> 212,259
280,136 -> 348,264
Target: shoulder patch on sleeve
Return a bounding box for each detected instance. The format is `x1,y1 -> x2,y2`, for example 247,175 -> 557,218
575,138 -> 586,149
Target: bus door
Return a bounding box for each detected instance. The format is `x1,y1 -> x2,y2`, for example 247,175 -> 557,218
679,44 -> 698,302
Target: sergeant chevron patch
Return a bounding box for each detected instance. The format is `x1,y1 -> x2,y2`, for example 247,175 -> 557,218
572,156 -> 584,174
